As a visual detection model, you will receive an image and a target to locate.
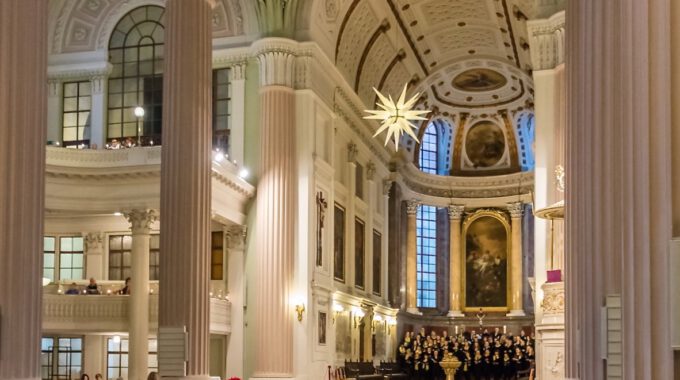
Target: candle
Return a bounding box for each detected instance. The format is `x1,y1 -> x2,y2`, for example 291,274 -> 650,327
503,325 -> 507,334
455,326 -> 458,334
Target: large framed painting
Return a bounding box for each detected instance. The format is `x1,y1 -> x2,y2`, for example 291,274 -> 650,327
333,204 -> 346,282
354,218 -> 365,289
462,210 -> 511,312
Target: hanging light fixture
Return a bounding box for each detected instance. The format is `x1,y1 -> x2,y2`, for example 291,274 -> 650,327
364,84 -> 430,150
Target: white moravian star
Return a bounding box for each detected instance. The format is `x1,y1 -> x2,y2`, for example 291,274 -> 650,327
363,84 -> 430,150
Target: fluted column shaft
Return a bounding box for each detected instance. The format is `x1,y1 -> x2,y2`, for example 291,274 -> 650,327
159,0 -> 213,377
507,203 -> 524,316
405,200 -> 419,314
0,1 -> 47,379
126,210 -> 157,380
447,205 -> 464,317
565,0 -> 672,378
253,47 -> 297,377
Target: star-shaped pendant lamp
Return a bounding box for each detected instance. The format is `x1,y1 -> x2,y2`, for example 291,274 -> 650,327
363,84 -> 430,150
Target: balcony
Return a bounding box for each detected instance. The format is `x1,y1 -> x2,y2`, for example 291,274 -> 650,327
42,282 -> 231,335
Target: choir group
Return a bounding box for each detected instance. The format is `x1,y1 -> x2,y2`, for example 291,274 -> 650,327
397,327 -> 535,380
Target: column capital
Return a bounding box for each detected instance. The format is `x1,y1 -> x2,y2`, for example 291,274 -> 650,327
47,78 -> 61,97
382,179 -> 393,196
366,161 -> 376,181
448,205 -> 465,220
527,10 -> 566,70
506,202 -> 524,218
229,62 -> 247,81
90,75 -> 107,95
256,45 -> 296,87
347,142 -> 358,163
84,232 -> 104,251
406,199 -> 420,215
225,224 -> 247,250
124,209 -> 158,234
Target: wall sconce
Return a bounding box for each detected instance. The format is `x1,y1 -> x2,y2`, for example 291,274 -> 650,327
352,307 -> 365,328
372,315 -> 383,332
295,303 -> 305,322
333,303 -> 344,324
387,317 -> 397,335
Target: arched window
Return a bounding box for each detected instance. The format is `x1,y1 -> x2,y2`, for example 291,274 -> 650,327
419,123 -> 438,174
517,113 -> 536,171
107,5 -> 165,146
418,120 -> 453,175
416,205 -> 437,308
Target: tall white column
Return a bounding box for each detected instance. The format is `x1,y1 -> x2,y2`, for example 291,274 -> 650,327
0,0 -> 47,378
252,43 -> 297,378
507,202 -> 525,317
447,205 -> 464,317
89,74 -> 108,149
126,210 -> 157,380
565,0 -> 672,378
405,200 -> 420,314
229,63 -> 246,165
158,0 -> 214,378
225,225 -> 246,379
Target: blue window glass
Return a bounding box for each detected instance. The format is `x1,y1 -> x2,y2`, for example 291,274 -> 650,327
416,205 -> 437,308
419,124 -> 438,174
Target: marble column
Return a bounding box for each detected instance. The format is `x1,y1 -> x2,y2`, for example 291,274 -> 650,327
89,74 -> 108,149
405,200 -> 420,314
126,209 -> 157,380
225,225 -> 247,379
565,0 -> 672,377
507,202 -> 525,316
252,45 -> 297,378
158,0 -> 213,378
447,205 -> 465,317
0,1 -> 47,379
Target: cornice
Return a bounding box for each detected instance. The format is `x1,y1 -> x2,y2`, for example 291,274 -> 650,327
527,11 -> 566,71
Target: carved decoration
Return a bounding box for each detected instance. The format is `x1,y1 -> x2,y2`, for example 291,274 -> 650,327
541,285 -> 565,314
448,205 -> 465,220
226,224 -> 247,250
382,179 -> 393,196
506,202 -> 524,218
124,209 -> 158,234
84,232 -> 104,251
347,142 -> 358,163
315,192 -> 328,267
366,162 -> 376,181
406,199 -> 420,215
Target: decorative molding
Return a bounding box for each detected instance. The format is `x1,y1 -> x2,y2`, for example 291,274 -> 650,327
448,205 -> 465,220
541,282 -> 565,314
90,74 -> 106,94
254,40 -> 297,87
382,179 -> 393,196
406,199 -> 420,215
507,201 -> 524,218
527,10 -> 566,70
225,224 -> 247,250
228,62 -> 247,81
124,209 -> 158,234
48,64 -> 112,82
347,142 -> 358,163
366,162 -> 376,181
84,232 -> 104,252
48,79 -> 61,97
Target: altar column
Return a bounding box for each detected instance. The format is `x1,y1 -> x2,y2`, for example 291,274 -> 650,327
0,0 -> 47,378
405,200 -> 420,314
126,209 -> 157,380
252,43 -> 297,377
447,205 -> 465,317
507,202 -> 525,316
158,0 -> 214,378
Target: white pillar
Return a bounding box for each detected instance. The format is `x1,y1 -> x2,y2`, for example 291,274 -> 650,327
252,44 -> 297,378
89,74 -> 108,149
565,0 -> 672,377
229,63 -> 246,165
225,225 -> 246,379
447,205 -> 464,317
158,0 -> 214,378
47,79 -> 62,144
84,232 -> 105,280
507,202 -> 525,317
126,209 -> 157,380
0,0 -> 48,378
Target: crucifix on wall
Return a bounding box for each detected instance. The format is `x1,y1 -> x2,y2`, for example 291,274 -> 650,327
316,191 -> 328,267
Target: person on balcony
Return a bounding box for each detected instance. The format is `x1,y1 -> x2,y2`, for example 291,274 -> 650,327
65,282 -> 79,295
86,278 -> 100,295
118,277 -> 131,295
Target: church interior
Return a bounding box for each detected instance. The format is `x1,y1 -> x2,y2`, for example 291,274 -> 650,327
1,0 -> 680,380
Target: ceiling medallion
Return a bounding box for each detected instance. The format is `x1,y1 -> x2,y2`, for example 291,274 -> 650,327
363,84 -> 430,151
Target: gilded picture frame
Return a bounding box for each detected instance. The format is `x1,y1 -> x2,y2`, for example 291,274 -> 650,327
461,209 -> 512,312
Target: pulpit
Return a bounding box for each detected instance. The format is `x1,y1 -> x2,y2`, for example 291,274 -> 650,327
439,354 -> 462,380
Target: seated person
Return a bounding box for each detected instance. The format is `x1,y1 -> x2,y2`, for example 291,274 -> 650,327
86,278 -> 100,295
65,282 -> 79,295
118,277 -> 131,295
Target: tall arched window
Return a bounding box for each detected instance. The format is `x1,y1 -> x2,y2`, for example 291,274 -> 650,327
419,123 -> 438,174
516,113 -> 536,171
416,205 -> 437,308
107,6 -> 165,145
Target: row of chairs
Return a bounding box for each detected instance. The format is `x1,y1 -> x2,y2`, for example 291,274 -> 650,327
327,361 -> 408,380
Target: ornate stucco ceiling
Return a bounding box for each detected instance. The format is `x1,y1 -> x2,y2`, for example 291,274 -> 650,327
319,0 -> 536,116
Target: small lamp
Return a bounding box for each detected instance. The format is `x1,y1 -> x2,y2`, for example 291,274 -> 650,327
295,303 -> 305,322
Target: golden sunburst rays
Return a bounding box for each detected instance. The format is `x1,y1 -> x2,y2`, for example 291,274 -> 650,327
363,84 -> 430,151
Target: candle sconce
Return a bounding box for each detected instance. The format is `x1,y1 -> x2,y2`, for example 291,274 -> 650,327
295,303 -> 305,322
332,303 -> 344,324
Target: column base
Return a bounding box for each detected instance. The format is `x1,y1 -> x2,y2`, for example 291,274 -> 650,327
447,310 -> 465,318
406,307 -> 422,315
506,309 -> 526,317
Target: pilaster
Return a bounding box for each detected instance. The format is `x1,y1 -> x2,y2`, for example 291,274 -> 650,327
507,202 -> 525,317
447,205 -> 465,317
405,199 -> 420,315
